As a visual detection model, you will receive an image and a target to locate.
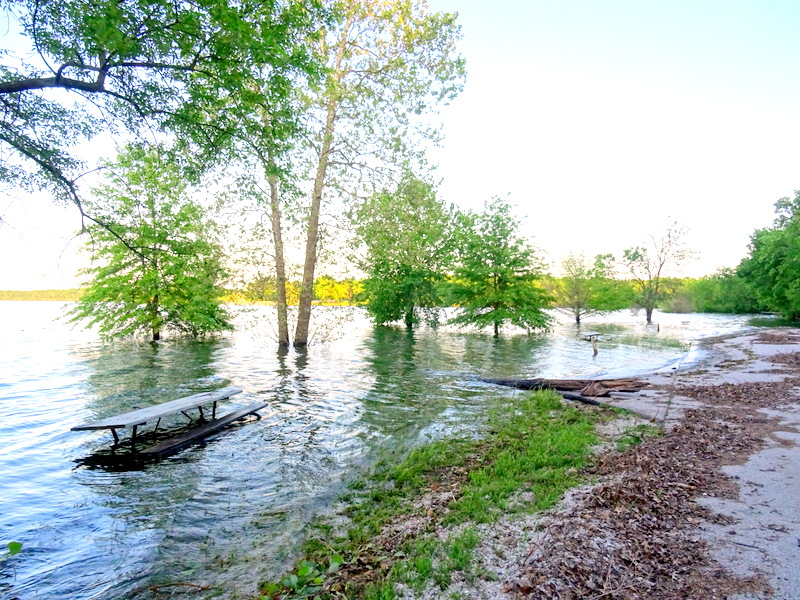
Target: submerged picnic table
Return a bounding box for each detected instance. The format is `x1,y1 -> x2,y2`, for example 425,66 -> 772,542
71,386 -> 267,455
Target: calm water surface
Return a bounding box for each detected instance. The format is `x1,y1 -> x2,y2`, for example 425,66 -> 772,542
0,302 -> 754,599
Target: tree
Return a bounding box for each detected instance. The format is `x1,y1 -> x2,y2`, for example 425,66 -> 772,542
292,0 -> 466,346
448,198 -> 551,336
739,192 -> 800,320
622,222 -> 693,324
685,269 -> 763,314
1,0 -> 321,214
556,253 -> 629,325
355,174 -> 454,327
68,145 -> 231,341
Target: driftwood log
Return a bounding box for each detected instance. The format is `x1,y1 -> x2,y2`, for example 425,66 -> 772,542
480,377 -> 648,398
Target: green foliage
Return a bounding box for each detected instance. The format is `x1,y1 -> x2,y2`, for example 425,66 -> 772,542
681,269 -> 764,314
67,145 -> 231,340
738,192 -> 800,320
6,542 -> 22,556
615,424 -> 661,452
293,0 -> 466,345
1,0 -> 322,207
448,198 -> 551,336
309,1 -> 466,175
553,253 -> 631,324
260,555 -> 344,600
355,175 -> 455,327
622,222 -> 693,323
613,333 -> 687,350
313,276 -> 362,305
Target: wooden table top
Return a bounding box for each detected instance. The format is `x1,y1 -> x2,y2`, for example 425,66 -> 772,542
71,386 -> 243,431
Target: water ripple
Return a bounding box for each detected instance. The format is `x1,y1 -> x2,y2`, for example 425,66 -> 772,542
0,303 -> 754,600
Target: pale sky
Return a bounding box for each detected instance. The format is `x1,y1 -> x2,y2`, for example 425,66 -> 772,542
426,0 -> 799,276
2,0 -> 799,288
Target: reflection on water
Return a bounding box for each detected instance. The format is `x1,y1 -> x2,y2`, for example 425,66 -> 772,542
0,302 -> 754,599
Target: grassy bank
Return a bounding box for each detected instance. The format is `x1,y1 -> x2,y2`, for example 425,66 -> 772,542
259,390 -> 644,600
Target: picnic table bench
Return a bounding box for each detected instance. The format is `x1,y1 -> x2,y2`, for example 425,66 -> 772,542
71,386 -> 265,454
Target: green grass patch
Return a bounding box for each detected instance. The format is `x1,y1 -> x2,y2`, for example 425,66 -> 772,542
258,390 -> 603,600
615,423 -> 662,452
748,316 -> 799,328
588,323 -> 627,334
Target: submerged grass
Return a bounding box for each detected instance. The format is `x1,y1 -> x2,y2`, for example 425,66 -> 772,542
748,316 -> 799,328
612,333 -> 688,350
258,390 -> 610,600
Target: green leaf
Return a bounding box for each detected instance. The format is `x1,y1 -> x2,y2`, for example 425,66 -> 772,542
7,542 -> 22,556
297,564 -> 313,577
66,144 -> 232,341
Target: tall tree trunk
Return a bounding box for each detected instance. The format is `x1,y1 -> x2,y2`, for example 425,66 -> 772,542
151,293 -> 160,341
256,98 -> 292,347
267,158 -> 290,347
294,21 -> 351,347
293,102 -> 334,346
645,306 -> 654,323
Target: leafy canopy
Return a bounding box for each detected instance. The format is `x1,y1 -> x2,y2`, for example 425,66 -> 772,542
686,268 -> 763,314
67,145 -> 231,340
0,0 -> 322,209
354,174 -> 455,327
622,222 -> 693,323
448,197 -> 551,336
555,253 -> 629,325
739,192 -> 800,320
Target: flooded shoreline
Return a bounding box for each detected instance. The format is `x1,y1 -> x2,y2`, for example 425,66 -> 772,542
0,303 -> 761,599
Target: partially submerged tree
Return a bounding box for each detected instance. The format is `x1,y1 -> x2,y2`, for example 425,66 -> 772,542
448,198 -> 551,336
556,253 -> 628,325
355,174 -> 454,327
622,222 -> 693,324
68,146 -> 231,341
293,0 -> 466,346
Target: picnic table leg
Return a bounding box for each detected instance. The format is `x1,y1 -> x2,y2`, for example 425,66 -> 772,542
212,401 -> 217,419
198,406 -> 205,422
111,428 -> 120,446
131,425 -> 139,453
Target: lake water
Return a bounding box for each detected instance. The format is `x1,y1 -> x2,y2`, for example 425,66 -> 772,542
0,302 -> 755,600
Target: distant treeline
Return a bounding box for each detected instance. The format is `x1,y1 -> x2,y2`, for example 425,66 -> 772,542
1,271 -> 765,315
0,289 -> 83,301
5,272 -> 763,315
227,271 -> 766,315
